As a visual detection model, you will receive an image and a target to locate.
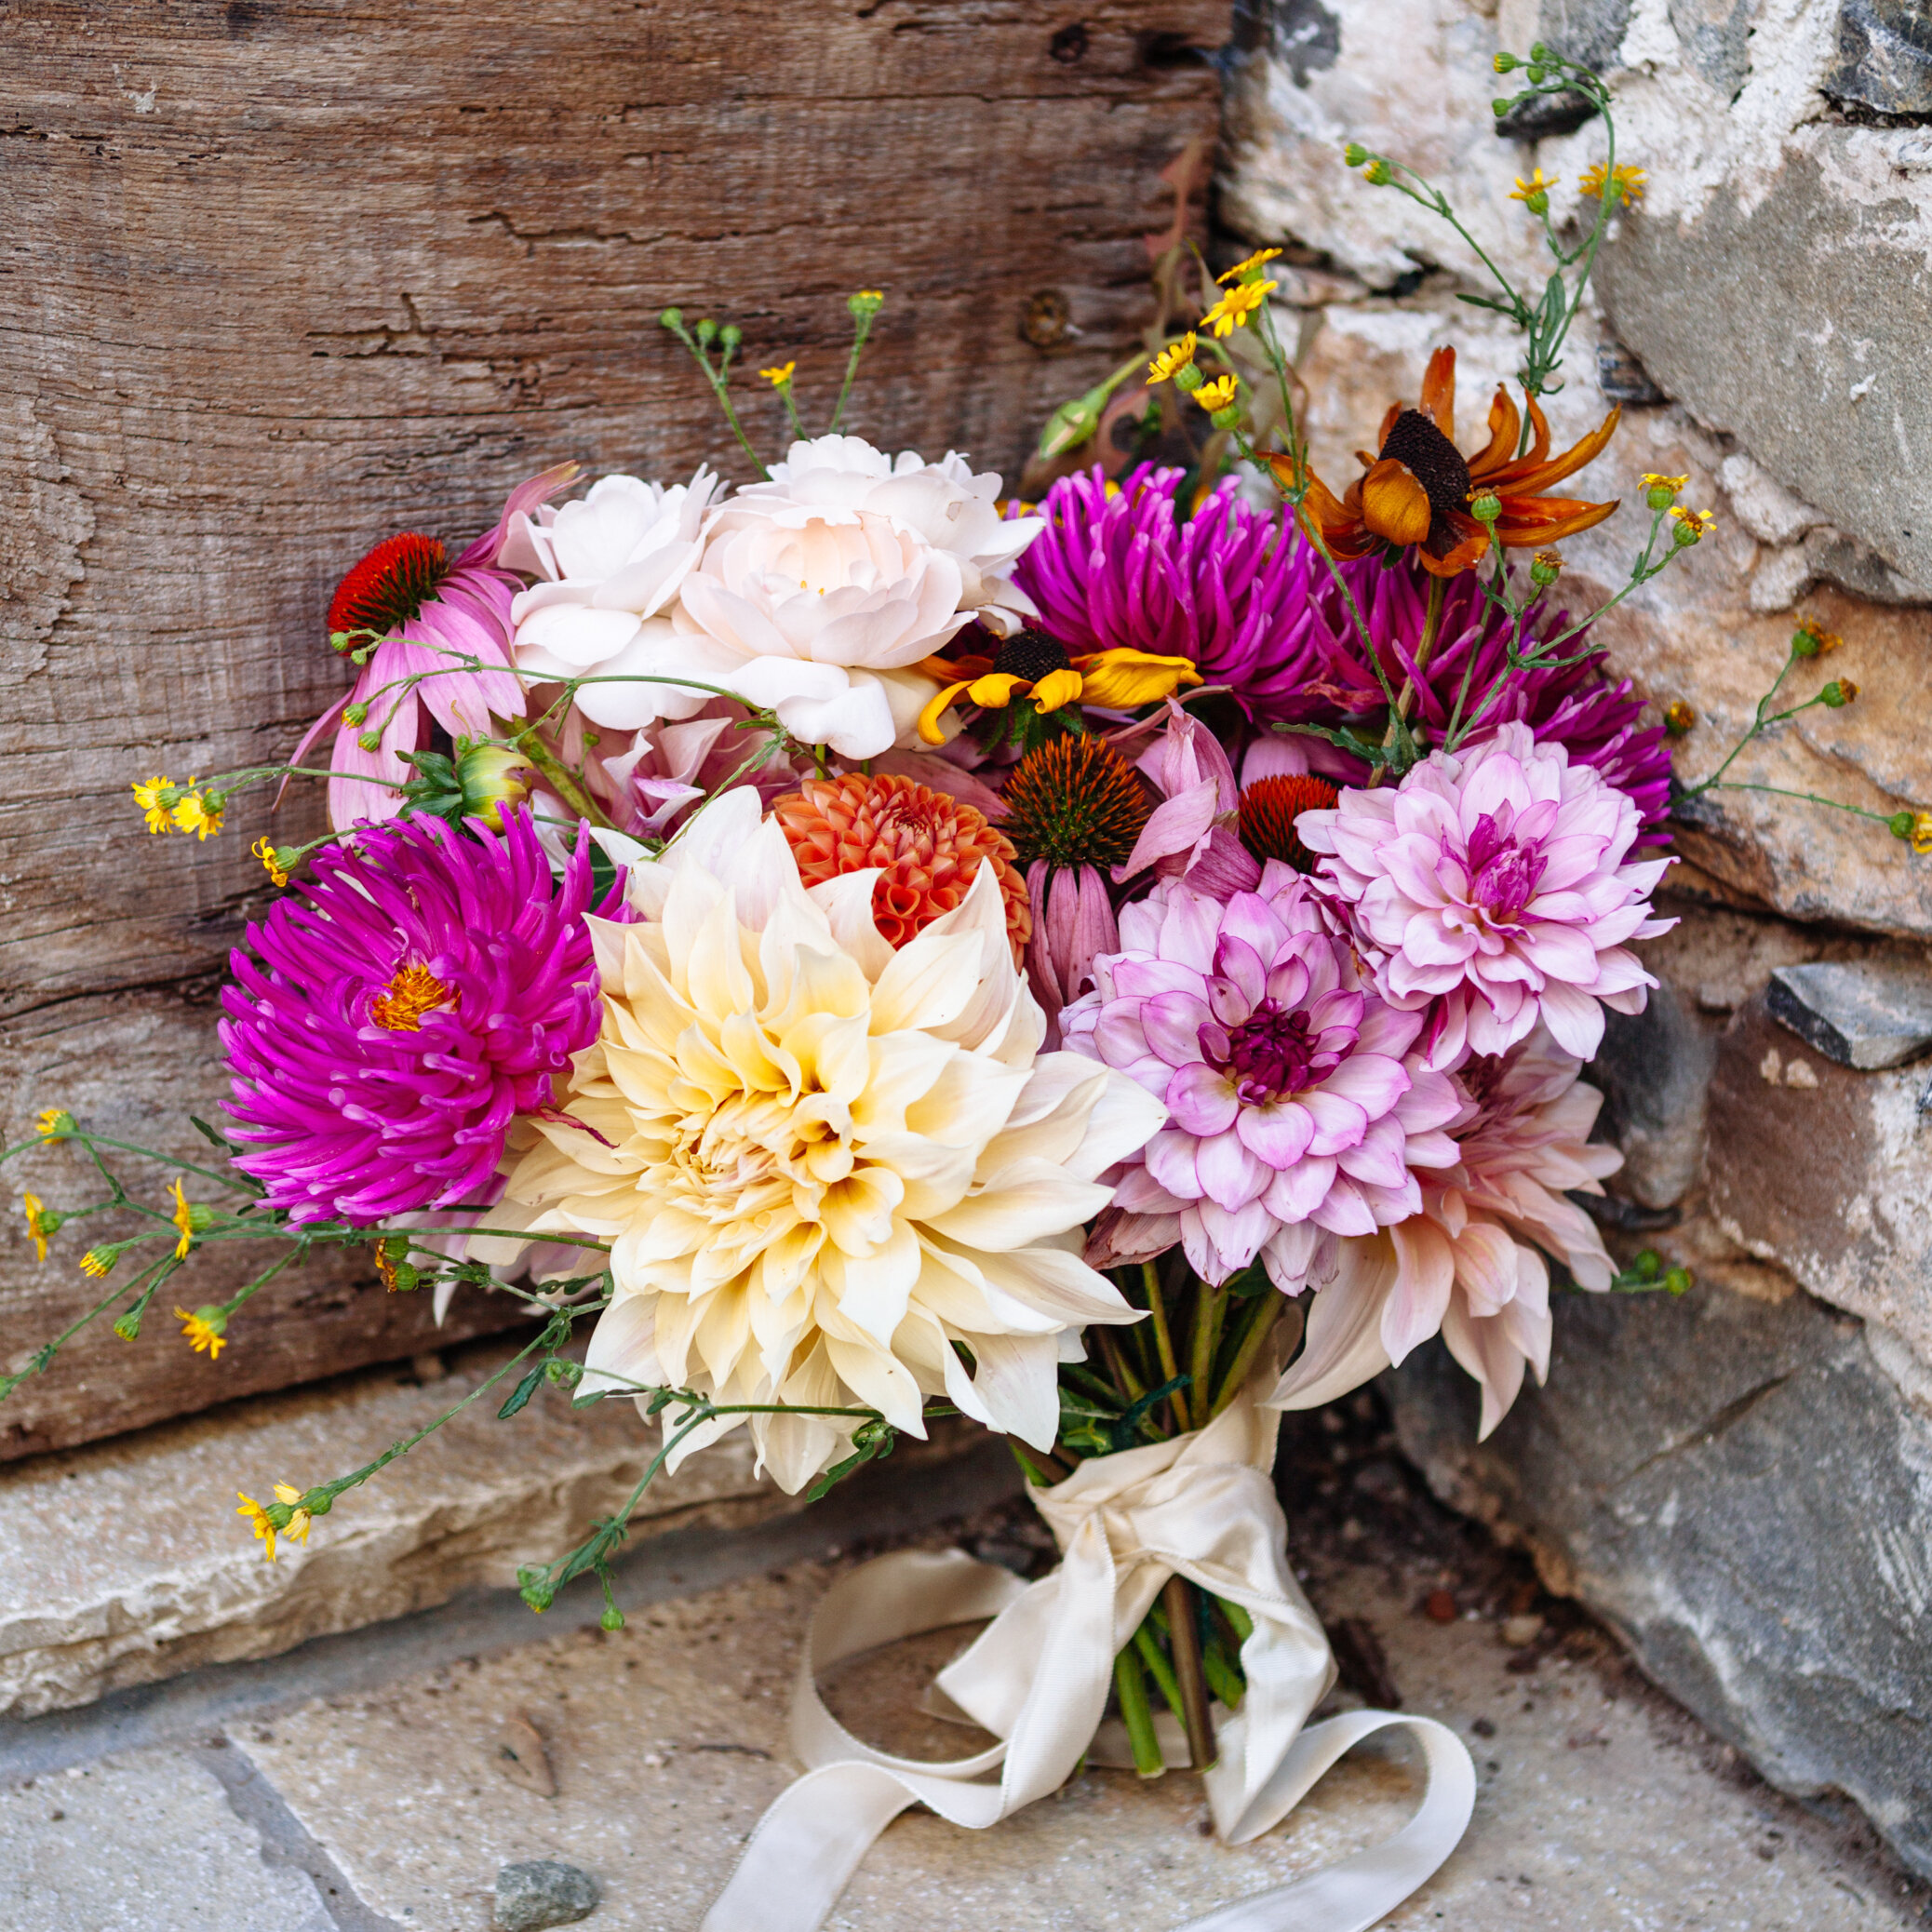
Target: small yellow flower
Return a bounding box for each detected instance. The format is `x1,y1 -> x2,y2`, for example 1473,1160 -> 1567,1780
237,1492 -> 279,1563
1199,279 -> 1274,338
80,1246 -> 115,1278
1192,373 -> 1240,412
251,838 -> 289,888
1641,473 -> 1688,493
169,1177 -> 196,1259
273,1482 -> 313,1549
1913,812 -> 1932,856
1579,161 -> 1646,206
132,775 -> 176,835
1510,168 -> 1556,205
1218,248 -> 1282,285
1147,333 -> 1197,382
1664,699 -> 1697,735
914,645 -> 1201,745
759,360 -> 796,386
1794,616 -> 1844,654
22,1192 -> 49,1263
177,1304 -> 226,1360
37,1107 -> 74,1141
1670,505 -> 1716,541
171,786 -> 223,841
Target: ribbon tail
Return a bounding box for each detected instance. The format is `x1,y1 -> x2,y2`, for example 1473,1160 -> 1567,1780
1175,1711 -> 1476,1932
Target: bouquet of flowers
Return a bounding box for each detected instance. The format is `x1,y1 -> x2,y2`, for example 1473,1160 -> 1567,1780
9,46 -> 1907,1932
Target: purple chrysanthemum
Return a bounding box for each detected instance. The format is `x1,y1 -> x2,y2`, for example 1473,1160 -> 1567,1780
1014,465 -> 1672,846
221,809 -> 615,1226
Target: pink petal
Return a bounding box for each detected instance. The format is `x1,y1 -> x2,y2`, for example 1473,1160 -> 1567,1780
1167,1060 -> 1240,1136
1236,1099 -> 1316,1169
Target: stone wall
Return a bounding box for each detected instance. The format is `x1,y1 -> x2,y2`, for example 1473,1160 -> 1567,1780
1220,0 -> 1932,1879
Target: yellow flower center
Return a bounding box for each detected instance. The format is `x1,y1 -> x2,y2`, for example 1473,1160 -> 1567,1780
370,962 -> 455,1031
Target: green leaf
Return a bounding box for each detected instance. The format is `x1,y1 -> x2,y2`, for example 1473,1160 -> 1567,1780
498,1365 -> 544,1419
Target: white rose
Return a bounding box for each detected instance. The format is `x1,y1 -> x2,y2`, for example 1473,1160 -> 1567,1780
502,468 -> 725,729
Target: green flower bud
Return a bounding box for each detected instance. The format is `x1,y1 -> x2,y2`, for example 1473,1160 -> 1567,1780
1364,158 -> 1393,185
1493,50 -> 1518,72
1210,404 -> 1242,430
1633,1249 -> 1661,1279
1173,361 -> 1205,393
1343,141 -> 1369,167
600,1606 -> 626,1631
1529,40 -> 1550,60
719,323 -> 743,351
695,317 -> 718,345
1526,63 -> 1547,83
1493,97 -> 1511,116
357,731 -> 382,752
1663,1267 -> 1693,1295
658,307 -> 683,329
343,702 -> 369,726
113,1310 -> 143,1342
1820,679 -> 1857,708
454,740 -> 535,831
848,288 -> 885,316
1469,490 -> 1502,525
1891,811 -> 1917,839
329,630 -> 353,653
1529,550 -> 1564,587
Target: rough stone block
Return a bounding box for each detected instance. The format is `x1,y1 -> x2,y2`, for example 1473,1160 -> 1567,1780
1388,1284 -> 1932,1882
1828,0 -> 1932,114
1767,960 -> 1932,1070
1706,997 -> 1932,1370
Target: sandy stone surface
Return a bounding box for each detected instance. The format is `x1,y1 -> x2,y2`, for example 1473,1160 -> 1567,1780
230,1444 -> 1925,1932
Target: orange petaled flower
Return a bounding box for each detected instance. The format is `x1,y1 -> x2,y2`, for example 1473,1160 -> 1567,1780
913,628 -> 1199,746
771,772 -> 1033,964
1280,345 -> 1621,579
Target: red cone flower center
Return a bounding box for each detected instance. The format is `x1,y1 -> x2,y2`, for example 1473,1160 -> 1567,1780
329,532 -> 451,637
1237,774 -> 1338,874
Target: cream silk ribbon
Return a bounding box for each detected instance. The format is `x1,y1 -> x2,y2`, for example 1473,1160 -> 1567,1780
700,1389 -> 1475,1932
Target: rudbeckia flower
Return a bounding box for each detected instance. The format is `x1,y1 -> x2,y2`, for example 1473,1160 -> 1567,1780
914,628 -> 1200,745
1282,346 -> 1620,578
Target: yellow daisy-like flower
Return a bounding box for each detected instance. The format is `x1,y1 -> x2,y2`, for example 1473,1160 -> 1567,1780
759,360 -> 797,386
171,786 -> 223,841
22,1191 -> 49,1263
251,837 -> 289,888
1192,374 -> 1240,412
1510,168 -> 1556,204
1579,161 -> 1646,206
177,1304 -> 226,1360
237,1493 -> 279,1563
1912,812 -> 1932,856
1641,473 -> 1688,492
1147,333 -> 1197,382
37,1107 -> 74,1142
1199,278 -> 1274,338
1794,616 -> 1844,654
169,1177 -> 196,1259
1670,505 -> 1716,539
912,637 -> 1201,746
132,775 -> 175,835
273,1482 -> 314,1549
472,790 -> 1164,1494
1218,247 -> 1282,284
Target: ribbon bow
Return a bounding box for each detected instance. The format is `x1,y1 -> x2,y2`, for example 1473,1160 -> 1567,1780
702,1388 -> 1473,1932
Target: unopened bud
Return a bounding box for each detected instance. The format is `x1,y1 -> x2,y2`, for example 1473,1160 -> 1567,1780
1891,812 -> 1917,840
1821,679 -> 1857,707
1530,549 -> 1563,585
600,1606 -> 626,1631
695,318 -> 718,345
1632,1249 -> 1661,1280
658,307 -> 683,330
1663,1267 -> 1693,1295
343,702 -> 369,726
719,323 -> 743,351
1173,360 -> 1205,393
1526,62 -> 1547,82
1664,699 -> 1696,735
1493,97 -> 1511,116
357,731 -> 382,752
1343,141 -> 1369,167
1529,40 -> 1550,60
113,1311 -> 143,1342
1493,50 -> 1518,72
1364,158 -> 1393,186
1469,490 -> 1502,525
329,630 -> 353,652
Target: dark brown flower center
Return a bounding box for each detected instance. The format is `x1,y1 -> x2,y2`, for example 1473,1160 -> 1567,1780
1377,409 -> 1472,522
994,628 -> 1073,682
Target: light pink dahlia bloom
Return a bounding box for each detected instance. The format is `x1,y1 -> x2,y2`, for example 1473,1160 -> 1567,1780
1270,1025 -> 1623,1438
1063,867 -> 1463,1289
1298,720 -> 1672,1066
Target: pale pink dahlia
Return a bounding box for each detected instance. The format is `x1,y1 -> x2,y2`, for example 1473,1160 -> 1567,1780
1270,1026 -> 1623,1437
1298,720 -> 1672,1067
1063,868 -> 1463,1289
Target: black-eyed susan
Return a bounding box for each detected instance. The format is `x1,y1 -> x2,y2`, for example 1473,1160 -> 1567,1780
914,629 -> 1201,745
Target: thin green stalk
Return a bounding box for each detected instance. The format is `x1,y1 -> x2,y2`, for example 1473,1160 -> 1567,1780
1133,1617 -> 1186,1719
1114,1645 -> 1164,1777
1211,1297 -> 1282,1417
1187,1281 -> 1225,1429
1140,1261 -> 1188,1431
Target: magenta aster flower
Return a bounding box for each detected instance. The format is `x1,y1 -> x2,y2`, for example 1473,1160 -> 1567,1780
1299,721 -> 1672,1067
1269,1025 -> 1624,1437
1064,866 -> 1462,1288
1015,468 -> 1671,846
221,809 -> 613,1226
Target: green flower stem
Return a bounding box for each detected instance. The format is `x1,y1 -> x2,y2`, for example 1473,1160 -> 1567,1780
1696,782 -> 1903,827
1094,1325 -> 1147,1405
1187,1282 -> 1225,1429
1114,1644 -> 1164,1777
1211,1296 -> 1282,1417
508,729 -> 610,828
1202,1630 -> 1245,1711
1132,1615 -> 1186,1723
1140,1261 -> 1188,1431
829,304 -> 879,436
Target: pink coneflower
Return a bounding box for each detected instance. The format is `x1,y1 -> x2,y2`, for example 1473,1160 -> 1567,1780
304,466 -> 576,829
1269,1026 -> 1623,1437
1064,866 -> 1462,1289
220,809 -> 615,1225
1299,722 -> 1672,1066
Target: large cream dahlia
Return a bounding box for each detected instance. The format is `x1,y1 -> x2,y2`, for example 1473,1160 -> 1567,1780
476,788 -> 1163,1491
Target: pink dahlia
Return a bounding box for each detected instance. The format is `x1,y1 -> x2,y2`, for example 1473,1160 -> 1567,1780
1270,1026 -> 1623,1437
221,809 -> 616,1226
1063,867 -> 1463,1288
1298,721 -> 1671,1067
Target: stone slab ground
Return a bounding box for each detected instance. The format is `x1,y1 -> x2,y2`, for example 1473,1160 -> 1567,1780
3,1400 -> 1924,1932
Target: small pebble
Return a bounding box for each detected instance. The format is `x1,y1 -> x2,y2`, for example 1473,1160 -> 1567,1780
496,1858 -> 599,1931
1501,1613 -> 1546,1648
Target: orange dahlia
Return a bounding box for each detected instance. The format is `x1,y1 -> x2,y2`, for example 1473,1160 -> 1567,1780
771,773 -> 1032,963
1281,346 -> 1619,578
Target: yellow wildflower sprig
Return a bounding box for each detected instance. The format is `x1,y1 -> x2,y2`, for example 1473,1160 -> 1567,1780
1579,160 -> 1645,206
758,358 -> 806,441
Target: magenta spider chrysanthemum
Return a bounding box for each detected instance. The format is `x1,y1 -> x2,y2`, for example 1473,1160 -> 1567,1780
1013,466 -> 1672,846
220,809 -> 615,1226
1063,866 -> 1463,1290
1299,721 -> 1673,1067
